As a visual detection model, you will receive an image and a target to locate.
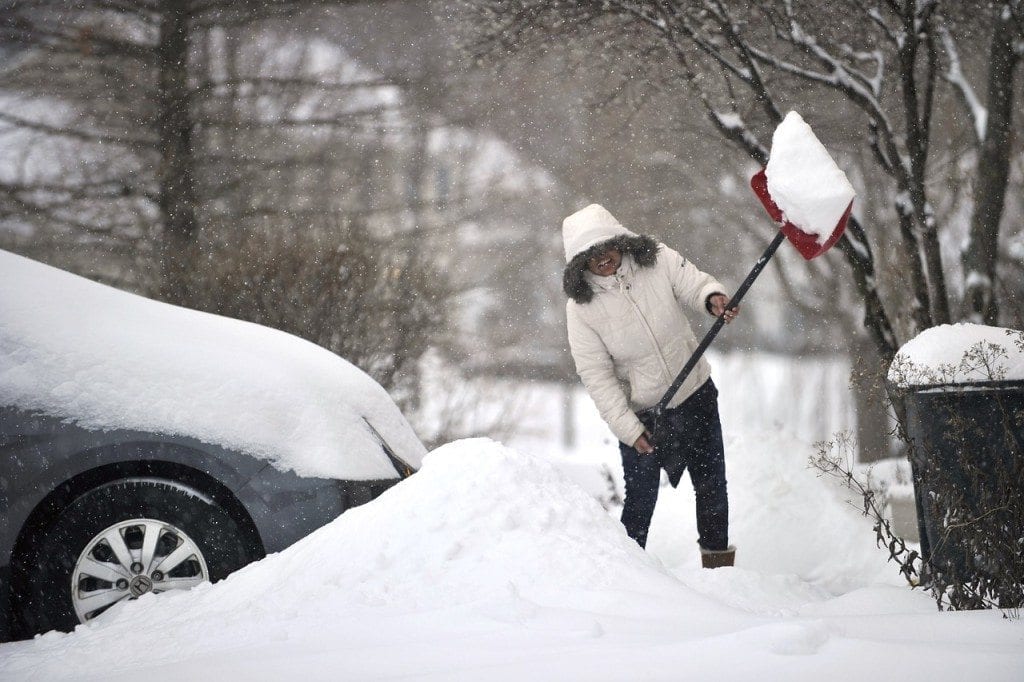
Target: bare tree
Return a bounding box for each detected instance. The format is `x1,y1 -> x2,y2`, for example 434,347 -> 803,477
462,0 -> 1024,362
950,4 -> 1023,324
0,0 -> 381,303
0,1 -> 464,403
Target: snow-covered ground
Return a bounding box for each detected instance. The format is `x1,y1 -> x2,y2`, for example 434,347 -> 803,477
2,368 -> 1021,680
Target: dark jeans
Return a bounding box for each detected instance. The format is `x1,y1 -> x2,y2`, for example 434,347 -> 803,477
619,379 -> 729,551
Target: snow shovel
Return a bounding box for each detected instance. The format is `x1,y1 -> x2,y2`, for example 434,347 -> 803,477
644,163 -> 854,443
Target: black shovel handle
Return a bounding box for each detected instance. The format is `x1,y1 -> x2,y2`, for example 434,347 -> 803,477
650,229 -> 787,422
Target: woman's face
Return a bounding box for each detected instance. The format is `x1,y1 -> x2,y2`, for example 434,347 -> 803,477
586,248 -> 622,277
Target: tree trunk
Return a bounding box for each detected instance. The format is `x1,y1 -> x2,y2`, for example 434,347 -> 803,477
561,383 -> 576,449
836,218 -> 900,364
158,1 -> 199,305
963,2 -> 1021,325
900,8 -> 950,327
850,335 -> 893,463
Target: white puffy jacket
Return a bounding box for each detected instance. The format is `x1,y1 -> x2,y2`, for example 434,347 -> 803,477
563,205 -> 725,446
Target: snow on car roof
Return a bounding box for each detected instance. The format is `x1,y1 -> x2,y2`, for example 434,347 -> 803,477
0,249 -> 426,479
888,323 -> 1024,387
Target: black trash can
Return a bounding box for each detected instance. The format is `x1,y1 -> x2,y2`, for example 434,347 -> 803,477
902,380 -> 1024,588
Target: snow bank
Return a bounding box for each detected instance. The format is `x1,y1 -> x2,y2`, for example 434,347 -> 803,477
0,440 -> 730,677
647,430 -> 898,599
183,439 -> 682,608
4,439 -> 1022,682
888,323 -> 1024,386
0,249 -> 426,478
765,111 -> 856,242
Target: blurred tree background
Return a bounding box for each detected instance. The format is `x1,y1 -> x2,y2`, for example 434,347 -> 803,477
1,1 -> 1021,456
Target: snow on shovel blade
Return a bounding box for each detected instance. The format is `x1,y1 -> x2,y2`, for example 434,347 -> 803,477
654,113 -> 855,416
750,168 -> 851,260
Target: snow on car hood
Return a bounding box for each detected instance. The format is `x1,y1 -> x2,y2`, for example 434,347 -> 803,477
0,249 -> 426,479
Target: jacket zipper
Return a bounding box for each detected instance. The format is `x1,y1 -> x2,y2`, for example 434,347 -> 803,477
618,277 -> 674,384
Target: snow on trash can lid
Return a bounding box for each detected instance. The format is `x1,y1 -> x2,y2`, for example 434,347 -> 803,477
888,323 -> 1024,387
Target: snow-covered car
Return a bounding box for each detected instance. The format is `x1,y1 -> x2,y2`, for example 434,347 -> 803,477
0,250 -> 426,641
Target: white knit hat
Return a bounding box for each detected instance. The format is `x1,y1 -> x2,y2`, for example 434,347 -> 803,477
561,204 -> 636,263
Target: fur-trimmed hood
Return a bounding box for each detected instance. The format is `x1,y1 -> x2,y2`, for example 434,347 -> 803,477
561,204 -> 658,304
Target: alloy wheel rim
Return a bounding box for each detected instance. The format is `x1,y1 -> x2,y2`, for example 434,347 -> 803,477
71,518 -> 209,623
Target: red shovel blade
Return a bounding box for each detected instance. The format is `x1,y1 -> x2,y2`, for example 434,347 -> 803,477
750,169 -> 851,260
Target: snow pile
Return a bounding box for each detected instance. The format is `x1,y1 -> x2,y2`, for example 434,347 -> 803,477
765,111 -> 856,242
0,440 -> 729,678
888,323 -> 1024,386
165,439 -> 677,609
646,430 -> 897,598
0,250 -> 426,478
857,456 -> 915,501
3,439 -> 1022,682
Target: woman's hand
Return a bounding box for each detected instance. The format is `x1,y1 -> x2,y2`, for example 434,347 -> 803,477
709,293 -> 740,324
633,431 -> 655,454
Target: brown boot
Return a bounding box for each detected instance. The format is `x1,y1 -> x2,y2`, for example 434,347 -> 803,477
700,545 -> 736,569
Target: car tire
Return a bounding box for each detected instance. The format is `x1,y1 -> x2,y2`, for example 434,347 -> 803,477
17,478 -> 255,635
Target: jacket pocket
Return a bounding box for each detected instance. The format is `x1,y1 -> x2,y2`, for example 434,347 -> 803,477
630,359 -> 666,406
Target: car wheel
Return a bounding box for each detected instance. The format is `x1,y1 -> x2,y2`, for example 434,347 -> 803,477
18,478 -> 255,635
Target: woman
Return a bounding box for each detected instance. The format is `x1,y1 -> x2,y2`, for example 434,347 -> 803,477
562,204 -> 738,568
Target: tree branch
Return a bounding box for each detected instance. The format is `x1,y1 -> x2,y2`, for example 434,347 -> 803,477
937,21 -> 987,144
0,111 -> 153,149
